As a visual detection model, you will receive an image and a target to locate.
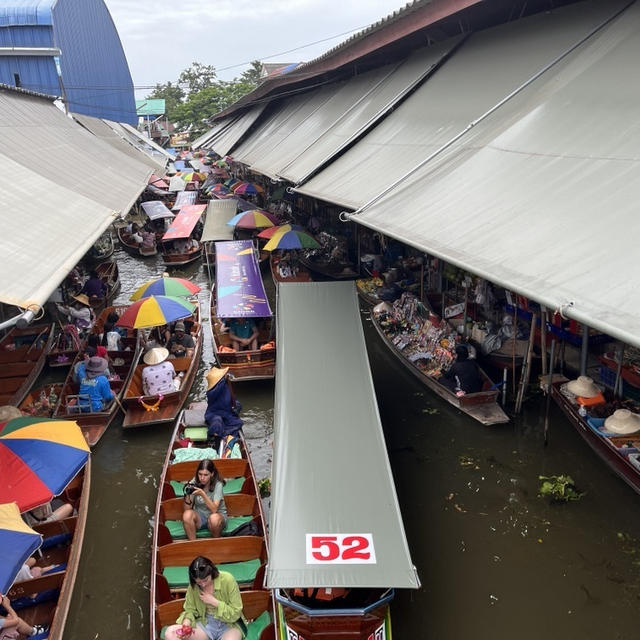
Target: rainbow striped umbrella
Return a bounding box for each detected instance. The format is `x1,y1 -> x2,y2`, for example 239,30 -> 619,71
181,171 -> 207,182
261,224 -> 320,251
224,178 -> 241,189
232,181 -> 264,196
129,276 -> 201,301
227,209 -> 279,230
0,417 -> 90,513
116,295 -> 195,329
0,502 -> 42,593
209,184 -> 231,196
257,223 -> 305,239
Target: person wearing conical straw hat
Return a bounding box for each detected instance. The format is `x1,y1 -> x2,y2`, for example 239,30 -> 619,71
142,347 -> 177,396
56,292 -> 95,337
204,366 -> 242,445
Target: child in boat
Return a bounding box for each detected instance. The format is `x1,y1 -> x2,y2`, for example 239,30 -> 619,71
182,460 -> 227,540
164,556 -> 245,640
0,594 -> 47,638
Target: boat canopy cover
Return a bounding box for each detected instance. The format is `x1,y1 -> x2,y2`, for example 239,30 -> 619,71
201,199 -> 237,243
141,200 -> 174,220
162,206 -> 204,240
353,1 -> 640,348
208,104 -> 267,157
168,175 -> 186,192
214,240 -> 272,318
171,191 -> 197,211
268,282 -> 419,589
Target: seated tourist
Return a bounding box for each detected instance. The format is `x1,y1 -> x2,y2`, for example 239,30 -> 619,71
141,347 -> 177,396
167,321 -> 195,358
227,317 -> 259,351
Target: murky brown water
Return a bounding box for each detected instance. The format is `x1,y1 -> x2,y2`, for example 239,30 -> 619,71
60,247 -> 640,640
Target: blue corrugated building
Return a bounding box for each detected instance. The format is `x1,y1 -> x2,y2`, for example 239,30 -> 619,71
0,0 -> 136,124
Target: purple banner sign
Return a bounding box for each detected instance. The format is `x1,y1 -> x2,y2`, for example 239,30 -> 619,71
215,240 -> 272,318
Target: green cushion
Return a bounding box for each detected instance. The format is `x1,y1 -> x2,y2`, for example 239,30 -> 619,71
165,516 -> 253,540
163,558 -> 261,588
160,626 -> 167,639
246,610 -> 271,640
170,477 -> 244,497
184,426 -> 208,441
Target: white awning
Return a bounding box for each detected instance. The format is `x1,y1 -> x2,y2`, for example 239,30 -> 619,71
0,154 -> 116,309
296,0 -> 626,209
116,121 -> 175,161
269,282 -> 419,589
0,89 -> 152,214
199,117 -> 236,150
73,113 -> 166,172
201,199 -> 237,243
208,104 -> 267,157
352,1 -> 640,347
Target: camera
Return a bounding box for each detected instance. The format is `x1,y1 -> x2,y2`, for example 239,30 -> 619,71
183,482 -> 201,496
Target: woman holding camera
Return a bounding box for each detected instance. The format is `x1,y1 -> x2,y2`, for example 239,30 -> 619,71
182,460 -> 227,540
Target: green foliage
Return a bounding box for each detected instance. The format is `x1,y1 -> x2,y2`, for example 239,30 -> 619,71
145,60 -> 263,137
258,477 -> 271,498
538,475 -> 584,502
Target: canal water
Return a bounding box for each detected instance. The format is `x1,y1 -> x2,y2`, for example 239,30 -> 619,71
60,247 -> 640,639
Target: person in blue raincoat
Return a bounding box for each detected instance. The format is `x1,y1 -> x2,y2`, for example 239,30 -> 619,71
204,367 -> 242,442
78,356 -> 114,412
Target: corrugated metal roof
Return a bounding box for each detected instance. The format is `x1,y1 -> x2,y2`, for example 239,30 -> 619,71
0,1 -> 55,26
136,98 -> 165,116
353,1 -> 640,347
269,282 -> 419,589
208,104 -> 267,157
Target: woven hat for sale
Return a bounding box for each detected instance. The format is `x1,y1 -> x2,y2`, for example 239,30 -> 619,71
566,376 -> 600,398
604,409 -> 640,434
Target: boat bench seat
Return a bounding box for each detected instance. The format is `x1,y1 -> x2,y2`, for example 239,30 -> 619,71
170,477 -> 245,496
163,558 -> 261,589
41,533 -> 72,550
183,426 -> 208,441
165,516 -> 253,540
11,588 -> 59,612
159,610 -> 271,640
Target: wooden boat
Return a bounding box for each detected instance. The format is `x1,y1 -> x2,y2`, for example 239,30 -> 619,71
19,383 -> 64,417
116,225 -> 158,257
7,460 -> 90,639
150,407 -> 272,640
46,324 -> 83,369
160,240 -> 202,267
355,277 -> 382,306
85,231 -> 114,263
0,323 -> 55,406
52,335 -> 141,446
121,315 -> 203,427
299,253 -> 359,280
87,260 -> 121,315
370,305 -> 509,425
270,252 -> 312,284
269,282 -> 420,640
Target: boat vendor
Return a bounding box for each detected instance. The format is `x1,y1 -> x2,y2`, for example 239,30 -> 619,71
163,556 -> 245,640
142,347 -> 178,396
81,269 -> 107,300
167,322 -> 195,358
439,344 -> 483,395
182,460 -> 227,540
78,356 -> 114,412
56,294 -> 95,337
204,367 -> 242,443
227,317 -> 259,351
140,225 -> 157,252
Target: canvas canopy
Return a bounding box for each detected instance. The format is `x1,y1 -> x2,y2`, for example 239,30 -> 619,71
208,104 -> 267,157
268,282 -> 418,589
351,0 -> 640,347
117,121 -> 176,160
201,199 -> 237,243
214,240 -> 271,318
162,206 -> 205,240
141,201 -> 174,220
171,190 -> 197,211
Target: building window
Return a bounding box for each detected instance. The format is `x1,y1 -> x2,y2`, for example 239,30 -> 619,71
13,73 -> 21,87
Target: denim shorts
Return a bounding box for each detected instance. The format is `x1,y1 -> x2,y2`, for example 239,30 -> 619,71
195,508 -> 228,531
198,614 -> 231,640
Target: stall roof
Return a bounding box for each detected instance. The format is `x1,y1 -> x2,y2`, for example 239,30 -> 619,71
296,0 -> 624,209
0,88 -> 151,214
72,113 -> 166,172
116,122 -> 176,161
0,154 -> 115,309
208,104 -> 267,157
214,240 -> 272,318
201,199 -> 237,243
353,1 -> 640,347
171,190 -> 197,211
162,206 -> 205,240
141,200 -> 174,220
255,42 -> 459,185
268,282 -> 418,589
198,116 -> 236,150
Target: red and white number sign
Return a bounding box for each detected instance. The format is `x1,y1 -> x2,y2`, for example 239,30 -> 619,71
305,533 -> 376,564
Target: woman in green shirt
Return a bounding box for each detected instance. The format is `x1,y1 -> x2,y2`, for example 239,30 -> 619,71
165,556 -> 246,640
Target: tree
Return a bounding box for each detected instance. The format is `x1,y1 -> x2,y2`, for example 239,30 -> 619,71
240,60 -> 263,86
178,62 -> 218,94
146,81 -> 184,121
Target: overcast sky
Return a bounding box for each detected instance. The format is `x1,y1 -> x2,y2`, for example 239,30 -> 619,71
103,0 -> 408,97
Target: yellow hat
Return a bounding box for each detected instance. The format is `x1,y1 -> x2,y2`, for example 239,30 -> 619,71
206,366 -> 229,390
73,293 -> 91,306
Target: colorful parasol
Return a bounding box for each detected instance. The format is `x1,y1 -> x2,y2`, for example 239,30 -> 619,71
232,181 -> 264,196
209,184 -> 232,196
129,276 -> 201,301
257,223 -> 305,240
181,171 -> 207,182
0,416 -> 90,513
0,502 -> 42,593
227,209 -> 279,230
261,225 -> 320,251
116,295 -> 195,329
224,178 -> 241,189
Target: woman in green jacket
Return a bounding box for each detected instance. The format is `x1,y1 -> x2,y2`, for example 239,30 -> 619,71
165,556 -> 246,640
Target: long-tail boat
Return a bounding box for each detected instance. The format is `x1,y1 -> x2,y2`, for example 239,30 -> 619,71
116,225 -> 158,257
150,406 -> 273,640
370,294 -> 509,426
7,459 -> 90,639
160,204 -> 206,268
120,313 -> 203,428
0,323 -> 55,406
270,282 -> 420,639
210,240 -> 275,382
270,252 -> 312,285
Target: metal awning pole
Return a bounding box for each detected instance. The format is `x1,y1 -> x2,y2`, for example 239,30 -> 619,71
580,324 -> 589,376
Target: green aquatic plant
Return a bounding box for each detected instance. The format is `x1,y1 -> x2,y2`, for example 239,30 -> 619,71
538,475 -> 584,502
258,477 -> 271,498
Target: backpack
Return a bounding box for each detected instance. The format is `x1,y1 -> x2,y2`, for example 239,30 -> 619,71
224,520 -> 262,537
